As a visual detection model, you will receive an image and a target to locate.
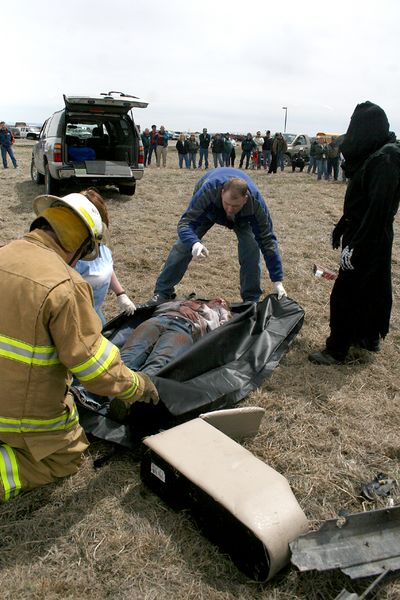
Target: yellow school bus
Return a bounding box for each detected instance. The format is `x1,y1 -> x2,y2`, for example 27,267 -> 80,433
315,132 -> 341,144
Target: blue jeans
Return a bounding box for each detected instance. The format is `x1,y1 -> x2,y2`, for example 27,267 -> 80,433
277,152 -> 285,171
154,219 -> 262,302
223,152 -> 231,166
262,150 -> 272,169
148,145 -> 157,165
317,159 -> 328,180
307,156 -> 316,173
178,153 -> 189,168
239,150 -> 251,169
188,152 -> 197,168
198,147 -> 209,168
212,152 -> 224,168
327,157 -> 339,180
143,146 -> 149,167
121,315 -> 194,376
1,145 -> 17,168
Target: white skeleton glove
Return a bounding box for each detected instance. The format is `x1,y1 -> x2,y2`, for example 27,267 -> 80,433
191,242 -> 209,259
116,293 -> 136,315
274,282 -> 287,300
340,246 -> 354,270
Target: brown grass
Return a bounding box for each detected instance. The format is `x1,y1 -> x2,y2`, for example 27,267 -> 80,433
0,141 -> 399,599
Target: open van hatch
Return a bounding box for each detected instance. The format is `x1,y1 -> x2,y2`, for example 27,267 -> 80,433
64,94 -> 148,114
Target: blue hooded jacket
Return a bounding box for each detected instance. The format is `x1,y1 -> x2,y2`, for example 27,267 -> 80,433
0,128 -> 14,148
177,167 -> 283,282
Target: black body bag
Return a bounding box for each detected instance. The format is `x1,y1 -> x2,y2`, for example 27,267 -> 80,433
75,295 -> 304,449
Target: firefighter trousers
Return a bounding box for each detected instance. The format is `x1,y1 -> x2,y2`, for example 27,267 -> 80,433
0,428 -> 89,502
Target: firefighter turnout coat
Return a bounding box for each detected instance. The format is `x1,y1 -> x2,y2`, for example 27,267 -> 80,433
0,230 -> 143,501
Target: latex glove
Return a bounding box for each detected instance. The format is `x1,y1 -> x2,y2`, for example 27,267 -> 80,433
191,242 -> 209,259
274,281 -> 287,300
137,372 -> 159,404
116,293 -> 136,315
340,246 -> 354,270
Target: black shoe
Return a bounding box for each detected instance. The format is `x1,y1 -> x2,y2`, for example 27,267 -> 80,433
356,338 -> 381,352
140,293 -> 176,309
308,350 -> 342,365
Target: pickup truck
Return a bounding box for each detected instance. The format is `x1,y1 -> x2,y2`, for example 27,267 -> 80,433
283,133 -> 313,162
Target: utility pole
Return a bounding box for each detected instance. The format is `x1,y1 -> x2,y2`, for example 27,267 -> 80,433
282,107 -> 288,133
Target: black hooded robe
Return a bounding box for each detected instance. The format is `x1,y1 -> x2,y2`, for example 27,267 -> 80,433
326,102 -> 400,358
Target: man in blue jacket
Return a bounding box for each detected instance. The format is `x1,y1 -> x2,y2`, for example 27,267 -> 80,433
0,122 -> 17,169
147,167 -> 286,304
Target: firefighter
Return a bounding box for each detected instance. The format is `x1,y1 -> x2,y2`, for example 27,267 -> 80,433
0,193 -> 158,501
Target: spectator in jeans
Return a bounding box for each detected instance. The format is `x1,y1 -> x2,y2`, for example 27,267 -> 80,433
327,140 -> 340,180
145,168 -> 287,305
230,141 -> 236,167
148,125 -> 158,165
211,133 -> 224,167
198,128 -> 211,169
187,133 -> 199,169
262,131 -> 273,170
176,134 -> 189,169
254,131 -> 264,169
0,122 -> 17,169
268,133 -> 279,173
141,128 -> 150,167
273,133 -> 287,171
315,140 -> 328,180
156,126 -> 169,167
223,133 -> 233,166
307,140 -> 319,174
239,133 -> 256,169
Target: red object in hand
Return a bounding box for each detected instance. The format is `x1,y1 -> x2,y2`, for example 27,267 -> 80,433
313,264 -> 337,280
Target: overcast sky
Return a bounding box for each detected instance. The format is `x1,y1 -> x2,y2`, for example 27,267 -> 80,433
3,0 -> 399,136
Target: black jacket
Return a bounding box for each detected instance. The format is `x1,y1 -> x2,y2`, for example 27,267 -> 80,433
176,140 -> 190,154
199,133 -> 210,148
262,137 -> 273,151
211,138 -> 224,153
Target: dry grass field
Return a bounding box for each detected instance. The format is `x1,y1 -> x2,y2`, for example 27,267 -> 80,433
0,141 -> 399,599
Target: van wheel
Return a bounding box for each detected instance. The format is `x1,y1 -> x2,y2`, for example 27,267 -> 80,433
44,164 -> 59,195
31,158 -> 44,184
119,183 -> 136,196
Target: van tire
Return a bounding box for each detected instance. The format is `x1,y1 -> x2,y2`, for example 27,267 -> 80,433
31,158 -> 45,184
44,164 -> 59,195
119,183 -> 136,196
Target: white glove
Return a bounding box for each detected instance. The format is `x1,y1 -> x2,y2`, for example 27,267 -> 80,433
116,293 -> 136,315
191,242 -> 209,259
340,246 -> 354,270
274,281 -> 287,300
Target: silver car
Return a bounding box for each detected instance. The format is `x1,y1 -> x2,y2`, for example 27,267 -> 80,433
31,92 -> 148,196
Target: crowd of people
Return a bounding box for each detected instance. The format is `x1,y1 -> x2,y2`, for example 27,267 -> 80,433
0,101 -> 398,501
140,125 -> 346,181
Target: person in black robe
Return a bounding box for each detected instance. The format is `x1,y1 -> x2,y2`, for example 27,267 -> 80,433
309,101 -> 400,364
